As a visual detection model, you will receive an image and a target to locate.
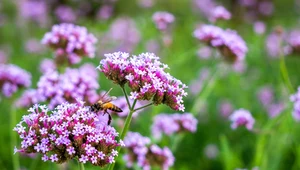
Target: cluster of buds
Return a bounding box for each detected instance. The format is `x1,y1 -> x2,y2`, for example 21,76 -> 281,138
152,11 -> 175,31
98,52 -> 188,111
41,23 -> 97,65
151,113 -> 198,139
16,64 -> 99,109
123,132 -> 174,170
14,100 -> 124,167
0,64 -> 31,97
229,109 -> 255,130
193,25 -> 248,63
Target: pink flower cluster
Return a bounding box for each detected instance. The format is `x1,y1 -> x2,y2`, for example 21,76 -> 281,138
152,11 -> 175,31
229,109 -> 255,130
285,30 -> 300,55
41,23 -> 97,64
98,52 -> 188,111
209,6 -> 231,22
290,87 -> 300,121
14,100 -> 123,167
151,113 -> 198,139
0,64 -> 31,97
123,132 -> 174,170
194,25 -> 248,63
17,64 -> 99,109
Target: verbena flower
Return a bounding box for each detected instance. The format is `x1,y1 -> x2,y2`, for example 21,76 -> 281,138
17,64 -> 99,109
13,100 -> 123,167
189,68 -> 210,95
229,109 -> 255,130
218,100 -> 233,117
100,17 -> 141,54
286,30 -> 300,55
265,27 -> 284,58
25,39 -> 45,54
0,64 -> 31,97
290,87 -> 300,121
194,25 -> 248,63
253,21 -> 266,35
209,6 -> 231,22
152,11 -> 175,31
18,0 -> 48,26
123,132 -> 174,170
55,5 -> 76,23
39,59 -> 56,74
151,113 -> 198,139
257,86 -> 274,107
41,23 -> 97,65
96,5 -> 114,20
98,52 -> 188,111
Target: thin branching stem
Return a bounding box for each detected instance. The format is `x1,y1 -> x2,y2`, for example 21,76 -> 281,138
134,102 -> 153,112
121,86 -> 131,109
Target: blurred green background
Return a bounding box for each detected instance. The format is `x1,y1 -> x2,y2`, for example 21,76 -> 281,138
1,0 -> 300,169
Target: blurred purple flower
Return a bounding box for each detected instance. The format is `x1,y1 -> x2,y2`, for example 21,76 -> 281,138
290,87 -> 300,121
257,86 -> 273,106
152,11 -> 175,31
197,46 -> 212,59
238,0 -> 257,7
193,0 -> 216,18
286,30 -> 300,54
99,52 -> 188,111
266,102 -> 285,118
138,0 -> 155,8
218,100 -> 233,117
265,27 -> 284,58
194,25 -> 248,63
151,113 -> 198,139
18,0 -> 48,26
39,59 -> 56,74
145,39 -> 160,54
100,17 -> 140,53
209,6 -> 231,22
253,21 -> 266,35
17,64 -> 99,109
232,61 -> 247,73
55,5 -> 76,23
96,5 -> 114,20
41,23 -> 97,65
229,109 -> 255,130
124,132 -> 174,170
258,1 -> 274,16
25,39 -> 45,54
0,64 -> 31,97
14,100 -> 123,166
204,144 -> 219,159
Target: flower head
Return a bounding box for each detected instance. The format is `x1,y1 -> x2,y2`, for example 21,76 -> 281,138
194,25 -> 248,63
151,113 -> 198,139
17,64 -> 99,109
41,23 -> 97,65
98,52 -> 188,111
152,11 -> 175,31
0,64 -> 31,97
229,109 -> 255,130
123,132 -> 174,170
14,100 -> 122,167
209,6 -> 231,22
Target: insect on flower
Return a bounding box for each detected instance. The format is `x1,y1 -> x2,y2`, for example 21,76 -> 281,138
90,88 -> 123,125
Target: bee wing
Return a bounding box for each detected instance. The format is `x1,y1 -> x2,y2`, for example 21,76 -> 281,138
110,96 -> 117,101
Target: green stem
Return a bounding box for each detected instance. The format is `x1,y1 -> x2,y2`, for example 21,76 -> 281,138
190,65 -> 221,115
78,161 -> 85,170
279,54 -> 294,93
133,102 -> 153,112
121,86 -> 131,109
10,108 -> 20,170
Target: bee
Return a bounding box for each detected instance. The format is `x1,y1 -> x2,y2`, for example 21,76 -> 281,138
90,88 -> 123,125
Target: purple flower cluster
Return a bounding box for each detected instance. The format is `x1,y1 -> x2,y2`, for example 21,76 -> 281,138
18,0 -> 48,26
238,0 -> 274,21
290,87 -> 300,121
265,27 -> 284,58
98,52 -> 188,111
209,6 -> 231,22
123,132 -> 174,170
151,113 -> 198,139
0,64 -> 31,97
14,100 -> 123,167
193,25 -> 248,63
41,23 -> 97,64
285,30 -> 300,55
152,11 -> 175,31
229,109 -> 255,130
17,64 -> 99,109
55,5 -> 76,23
257,86 -> 285,118
218,100 -> 233,117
